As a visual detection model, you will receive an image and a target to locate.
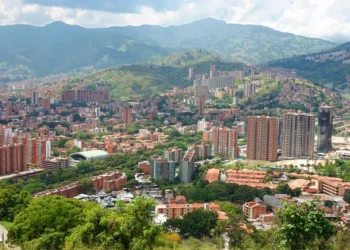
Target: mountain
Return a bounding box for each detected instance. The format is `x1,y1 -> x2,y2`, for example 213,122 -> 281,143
268,42 -> 350,89
0,19 -> 335,82
109,18 -> 335,63
0,22 -> 171,82
69,56 -> 245,99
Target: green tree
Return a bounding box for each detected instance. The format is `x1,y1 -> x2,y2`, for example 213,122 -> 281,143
179,209 -> 218,238
0,184 -> 32,221
274,199 -> 336,250
77,178 -> 94,194
64,197 -> 161,250
8,196 -> 96,250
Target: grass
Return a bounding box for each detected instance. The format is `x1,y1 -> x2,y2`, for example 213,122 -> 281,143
0,221 -> 13,231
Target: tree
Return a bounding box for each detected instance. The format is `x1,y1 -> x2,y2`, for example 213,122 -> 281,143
0,184 -> 32,221
275,199 -> 336,250
179,209 -> 218,238
163,219 -> 183,232
77,178 -> 94,194
8,196 -> 96,250
64,197 -> 162,250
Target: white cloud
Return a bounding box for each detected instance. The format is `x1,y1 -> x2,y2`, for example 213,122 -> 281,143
0,0 -> 349,42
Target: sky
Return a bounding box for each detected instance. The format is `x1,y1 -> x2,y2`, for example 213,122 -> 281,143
0,0 -> 349,43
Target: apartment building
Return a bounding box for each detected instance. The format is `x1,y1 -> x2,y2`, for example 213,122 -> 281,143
61,88 -> 109,102
42,157 -> 70,171
226,170 -> 267,184
155,202 -> 223,219
282,112 -> 315,158
0,144 -> 27,175
247,116 -> 279,161
203,127 -> 238,158
197,119 -> 212,132
150,155 -> 175,183
205,168 -> 220,183
244,83 -> 256,97
243,202 -> 267,219
317,106 -> 333,152
180,148 -> 195,183
27,138 -> 52,167
123,107 -> 133,125
164,147 -> 182,164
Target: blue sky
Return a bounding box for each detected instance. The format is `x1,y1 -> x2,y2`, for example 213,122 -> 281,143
0,0 -> 349,42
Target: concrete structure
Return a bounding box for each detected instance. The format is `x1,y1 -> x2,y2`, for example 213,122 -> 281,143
203,127 -> 238,158
317,106 -> 333,152
190,143 -> 211,160
155,202 -> 224,220
243,202 -> 267,219
194,85 -> 210,99
31,90 -> 38,105
282,112 -> 315,158
226,170 -> 267,184
34,170 -> 126,198
204,168 -> 220,183
197,119 -> 212,132
150,155 -> 175,183
70,150 -> 109,161
0,144 -> 27,175
42,157 -> 70,171
180,148 -> 195,183
198,98 -> 205,115
138,161 -> 151,175
27,138 -> 52,167
123,108 -> 132,125
188,67 -> 194,80
244,83 -> 256,97
164,147 -> 182,164
247,116 -> 279,161
62,88 -> 109,102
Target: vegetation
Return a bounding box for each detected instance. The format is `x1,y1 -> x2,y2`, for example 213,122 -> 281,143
270,42 -> 350,88
69,59 -> 244,99
0,19 -> 334,81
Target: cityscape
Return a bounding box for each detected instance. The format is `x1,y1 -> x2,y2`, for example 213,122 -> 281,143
0,1 -> 350,250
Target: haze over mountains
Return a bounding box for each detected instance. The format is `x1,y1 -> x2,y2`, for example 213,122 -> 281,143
0,18 -> 336,81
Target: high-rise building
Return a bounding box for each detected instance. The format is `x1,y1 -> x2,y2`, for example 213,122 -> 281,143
150,155 -> 175,183
0,143 -> 27,175
317,106 -> 333,152
164,147 -> 182,164
244,83 -> 256,97
180,148 -> 195,183
0,126 -> 13,146
247,116 -> 279,161
95,107 -> 101,118
31,91 -> 38,105
123,108 -> 132,124
61,88 -> 109,102
203,127 -> 238,158
27,138 -> 51,167
197,119 -> 212,132
188,68 -> 194,80
282,112 -> 315,158
6,101 -> 13,117
198,99 -> 205,115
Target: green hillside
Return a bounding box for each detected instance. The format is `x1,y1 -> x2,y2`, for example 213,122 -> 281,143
110,18 -> 335,63
0,22 -> 171,82
269,42 -> 350,89
0,19 -> 335,82
73,55 -> 245,99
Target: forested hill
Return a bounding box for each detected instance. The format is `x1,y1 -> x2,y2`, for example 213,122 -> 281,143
0,18 -> 335,81
268,42 -> 350,89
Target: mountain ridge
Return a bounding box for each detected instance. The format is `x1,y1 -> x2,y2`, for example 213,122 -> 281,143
0,18 -> 336,82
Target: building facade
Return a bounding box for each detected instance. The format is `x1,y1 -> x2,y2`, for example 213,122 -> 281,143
203,127 -> 238,158
282,112 -> 315,158
317,106 -> 333,152
247,116 -> 279,161
180,148 -> 195,183
150,155 -> 175,183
